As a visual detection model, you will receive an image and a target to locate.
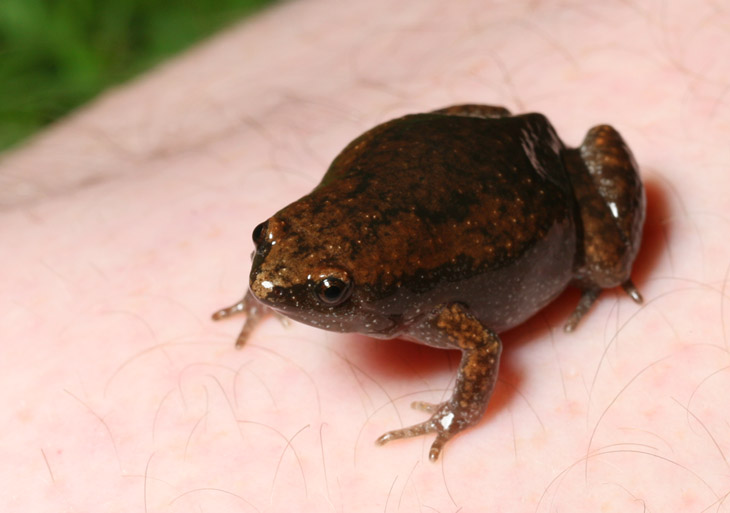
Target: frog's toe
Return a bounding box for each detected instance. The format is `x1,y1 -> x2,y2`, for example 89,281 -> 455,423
277,313 -> 291,327
427,434 -> 450,461
564,288 -> 601,332
411,400 -> 440,413
621,279 -> 643,304
212,300 -> 247,320
376,423 -> 432,446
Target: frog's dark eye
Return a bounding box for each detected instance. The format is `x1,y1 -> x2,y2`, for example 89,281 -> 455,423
252,221 -> 268,245
315,276 -> 352,306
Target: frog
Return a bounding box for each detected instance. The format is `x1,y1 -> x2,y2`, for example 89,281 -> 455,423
212,104 -> 645,461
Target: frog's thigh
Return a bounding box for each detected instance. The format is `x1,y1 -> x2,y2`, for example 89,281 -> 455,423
576,125 -> 644,284
580,124 -> 645,250
430,104 -> 511,119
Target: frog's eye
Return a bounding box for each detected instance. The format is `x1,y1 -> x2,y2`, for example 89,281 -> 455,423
252,221 -> 268,245
315,276 -> 352,306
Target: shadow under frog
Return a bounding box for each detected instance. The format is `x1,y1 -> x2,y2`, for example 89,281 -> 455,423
213,104 -> 645,461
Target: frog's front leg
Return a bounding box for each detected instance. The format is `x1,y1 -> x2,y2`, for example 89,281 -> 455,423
212,290 -> 273,348
376,303 -> 502,461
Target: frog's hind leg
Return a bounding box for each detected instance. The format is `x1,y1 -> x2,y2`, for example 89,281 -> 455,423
431,104 -> 511,119
562,125 -> 646,331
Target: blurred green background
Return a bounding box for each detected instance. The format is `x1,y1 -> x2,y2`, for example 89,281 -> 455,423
0,0 -> 278,152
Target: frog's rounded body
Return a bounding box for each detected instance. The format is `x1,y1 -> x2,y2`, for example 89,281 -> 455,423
214,105 -> 645,460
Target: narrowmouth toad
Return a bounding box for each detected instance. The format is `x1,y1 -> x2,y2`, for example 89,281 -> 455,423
213,104 -> 645,461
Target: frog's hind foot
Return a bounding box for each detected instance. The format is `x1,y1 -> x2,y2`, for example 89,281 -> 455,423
564,279 -> 643,332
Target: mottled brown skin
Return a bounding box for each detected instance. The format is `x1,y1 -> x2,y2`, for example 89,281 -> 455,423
213,104 -> 645,461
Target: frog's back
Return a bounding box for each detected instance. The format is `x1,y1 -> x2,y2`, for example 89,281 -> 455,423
320,113 -> 572,223
279,112 -> 578,330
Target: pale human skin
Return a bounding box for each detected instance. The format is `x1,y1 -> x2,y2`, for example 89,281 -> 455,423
2,0 -> 730,511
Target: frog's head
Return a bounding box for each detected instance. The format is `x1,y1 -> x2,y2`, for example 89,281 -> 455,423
246,202 -> 400,337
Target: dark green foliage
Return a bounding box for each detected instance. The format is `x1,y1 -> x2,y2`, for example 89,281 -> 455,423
0,0 -> 276,151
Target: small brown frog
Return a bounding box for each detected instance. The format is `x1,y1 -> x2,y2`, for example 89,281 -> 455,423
213,104 -> 645,461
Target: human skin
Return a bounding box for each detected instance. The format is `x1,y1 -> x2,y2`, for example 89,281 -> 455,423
2,0 -> 730,511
